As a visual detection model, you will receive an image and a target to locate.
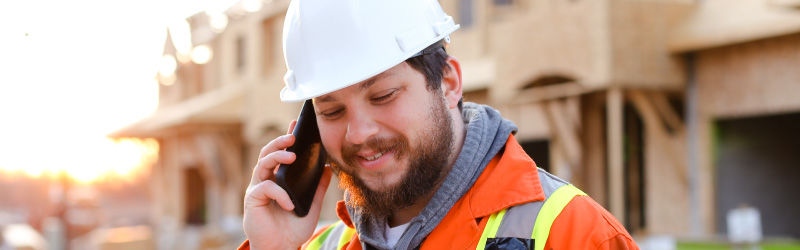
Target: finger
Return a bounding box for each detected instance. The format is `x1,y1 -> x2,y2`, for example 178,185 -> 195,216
287,119 -> 297,134
259,134 -> 296,159
252,150 -> 296,184
306,166 -> 333,219
271,119 -> 297,177
245,180 -> 295,211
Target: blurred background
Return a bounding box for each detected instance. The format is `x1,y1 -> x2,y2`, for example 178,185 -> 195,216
2,0 -> 800,249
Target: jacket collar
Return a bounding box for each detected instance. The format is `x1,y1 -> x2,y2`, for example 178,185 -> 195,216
467,135 -> 545,218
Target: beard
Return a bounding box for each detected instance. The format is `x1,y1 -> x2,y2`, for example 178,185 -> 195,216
329,93 -> 455,218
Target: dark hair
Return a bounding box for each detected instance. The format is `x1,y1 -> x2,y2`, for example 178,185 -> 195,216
405,40 -> 463,110
405,40 -> 449,90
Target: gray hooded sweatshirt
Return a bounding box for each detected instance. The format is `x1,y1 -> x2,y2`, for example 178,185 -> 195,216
345,102 -> 518,250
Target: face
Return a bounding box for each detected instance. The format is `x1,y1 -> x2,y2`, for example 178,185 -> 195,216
313,62 -> 455,216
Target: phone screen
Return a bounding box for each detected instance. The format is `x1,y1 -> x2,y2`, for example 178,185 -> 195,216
276,99 -> 327,217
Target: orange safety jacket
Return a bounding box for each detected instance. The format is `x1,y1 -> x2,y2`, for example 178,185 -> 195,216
239,135 -> 638,250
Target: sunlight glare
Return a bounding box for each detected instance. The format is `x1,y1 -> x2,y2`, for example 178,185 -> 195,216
0,0 -> 181,183
160,54 -> 178,77
208,13 -> 229,33
63,137 -> 159,183
192,45 -> 213,64
23,166 -> 46,179
243,0 -> 264,13
169,19 -> 193,63
0,0 -> 254,182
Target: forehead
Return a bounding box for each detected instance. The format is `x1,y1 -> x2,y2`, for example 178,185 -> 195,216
314,62 -> 413,103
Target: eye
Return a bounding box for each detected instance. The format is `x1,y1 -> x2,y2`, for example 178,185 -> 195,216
371,89 -> 398,103
319,108 -> 344,120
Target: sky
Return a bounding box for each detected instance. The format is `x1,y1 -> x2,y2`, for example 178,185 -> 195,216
0,0 -> 238,181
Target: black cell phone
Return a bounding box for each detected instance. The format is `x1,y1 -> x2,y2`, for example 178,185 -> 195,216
276,99 -> 327,217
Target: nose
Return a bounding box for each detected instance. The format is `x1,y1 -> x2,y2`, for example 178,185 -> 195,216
345,110 -> 379,145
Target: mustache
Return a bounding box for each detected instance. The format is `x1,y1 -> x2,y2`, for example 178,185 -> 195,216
340,136 -> 408,167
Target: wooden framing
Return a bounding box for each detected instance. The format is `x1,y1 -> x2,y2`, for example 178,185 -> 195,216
606,88 -> 625,223
513,82 -> 588,104
542,99 -> 583,176
627,90 -> 688,186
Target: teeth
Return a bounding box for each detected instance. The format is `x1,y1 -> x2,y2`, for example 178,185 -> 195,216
362,148 -> 391,161
364,152 -> 383,161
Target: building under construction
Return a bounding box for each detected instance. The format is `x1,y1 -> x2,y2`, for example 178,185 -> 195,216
112,0 -> 800,248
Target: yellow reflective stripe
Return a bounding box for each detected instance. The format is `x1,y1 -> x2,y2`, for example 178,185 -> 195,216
531,185 -> 587,250
336,226 -> 356,250
475,208 -> 507,250
307,221 -> 341,250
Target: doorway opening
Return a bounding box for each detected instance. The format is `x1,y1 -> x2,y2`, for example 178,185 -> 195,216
715,112 -> 800,238
520,140 -> 550,172
184,168 -> 207,225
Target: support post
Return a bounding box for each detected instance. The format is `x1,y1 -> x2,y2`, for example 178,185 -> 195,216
686,53 -> 703,237
607,88 -> 626,224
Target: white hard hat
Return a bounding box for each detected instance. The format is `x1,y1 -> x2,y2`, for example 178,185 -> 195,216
279,0 -> 460,102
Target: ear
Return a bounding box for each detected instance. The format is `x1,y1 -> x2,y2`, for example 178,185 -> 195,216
441,56 -> 463,110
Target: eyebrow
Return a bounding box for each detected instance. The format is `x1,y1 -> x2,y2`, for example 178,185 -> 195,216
359,71 -> 394,92
315,71 -> 395,103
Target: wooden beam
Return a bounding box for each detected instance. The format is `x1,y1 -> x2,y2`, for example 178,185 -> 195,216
166,134 -> 183,226
649,92 -> 684,134
770,0 -> 800,9
562,96 -> 582,132
211,129 -> 243,186
543,100 -> 582,170
669,0 -> 800,53
606,88 -> 626,224
514,82 -> 587,104
628,90 -> 689,187
189,133 -> 225,225
582,93 -> 608,206
192,134 -> 224,185
212,129 -> 245,216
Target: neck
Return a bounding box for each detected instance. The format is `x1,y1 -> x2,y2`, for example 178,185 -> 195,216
387,106 -> 467,227
387,189 -> 436,227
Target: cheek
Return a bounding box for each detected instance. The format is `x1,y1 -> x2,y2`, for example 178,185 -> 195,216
319,124 -> 344,160
383,96 -> 433,138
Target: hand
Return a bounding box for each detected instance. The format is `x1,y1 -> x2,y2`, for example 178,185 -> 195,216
243,120 -> 333,250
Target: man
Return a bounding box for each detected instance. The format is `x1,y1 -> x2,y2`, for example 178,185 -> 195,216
241,0 -> 639,249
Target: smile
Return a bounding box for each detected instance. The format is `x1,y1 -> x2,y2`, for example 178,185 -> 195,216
361,147 -> 394,161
